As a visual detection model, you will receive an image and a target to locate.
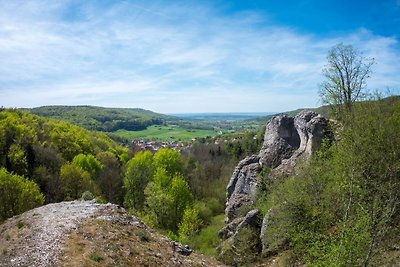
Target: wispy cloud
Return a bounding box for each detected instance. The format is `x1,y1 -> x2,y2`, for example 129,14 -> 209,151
0,1 -> 399,112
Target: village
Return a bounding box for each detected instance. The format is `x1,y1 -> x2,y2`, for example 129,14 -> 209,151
131,139 -> 188,152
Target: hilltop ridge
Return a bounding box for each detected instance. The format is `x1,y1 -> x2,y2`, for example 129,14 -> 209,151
0,200 -> 225,267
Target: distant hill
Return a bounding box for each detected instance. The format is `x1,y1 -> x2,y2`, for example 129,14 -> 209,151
28,106 -> 171,132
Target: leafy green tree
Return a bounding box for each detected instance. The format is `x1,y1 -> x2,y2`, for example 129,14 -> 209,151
144,179 -> 174,229
60,163 -> 96,200
319,43 -> 374,117
97,151 -> 123,204
48,121 -> 93,161
153,148 -> 182,176
178,207 -> 202,243
0,168 -> 44,222
169,174 -> 194,230
144,167 -> 194,231
124,151 -> 154,210
7,144 -> 29,176
72,153 -> 103,177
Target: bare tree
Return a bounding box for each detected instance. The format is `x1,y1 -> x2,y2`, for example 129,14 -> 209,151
320,43 -> 374,117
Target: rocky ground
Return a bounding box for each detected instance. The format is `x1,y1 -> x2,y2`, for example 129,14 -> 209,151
0,200 -> 225,267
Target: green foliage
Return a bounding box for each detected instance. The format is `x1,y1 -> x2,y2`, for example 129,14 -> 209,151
135,229 -> 151,242
225,130 -> 263,160
153,148 -> 182,176
29,105 -> 167,132
123,151 -> 154,210
145,172 -> 194,232
217,227 -> 261,266
178,207 -> 202,243
96,151 -> 123,205
122,148 -> 194,232
113,126 -> 217,141
144,180 -> 174,229
60,163 -> 97,200
81,190 -> 95,201
0,168 -> 44,222
0,109 -> 126,204
169,175 -> 194,227
319,43 -> 374,117
72,154 -> 103,176
89,251 -> 103,262
16,220 -> 25,229
185,214 -> 225,256
258,97 -> 400,265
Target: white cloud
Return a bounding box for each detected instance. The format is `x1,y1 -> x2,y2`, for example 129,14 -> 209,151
0,1 -> 399,112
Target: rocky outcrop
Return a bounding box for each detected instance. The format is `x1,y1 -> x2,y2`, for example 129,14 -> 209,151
258,115 -> 299,168
225,155 -> 261,223
232,209 -> 261,242
220,111 -> 330,257
224,111 -> 329,226
258,111 -> 329,175
0,200 -> 226,267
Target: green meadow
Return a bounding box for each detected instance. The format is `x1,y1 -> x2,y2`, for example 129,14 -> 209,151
112,125 -> 217,141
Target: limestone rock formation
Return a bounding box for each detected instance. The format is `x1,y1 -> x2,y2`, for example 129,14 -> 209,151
232,209 -> 261,242
225,155 -> 260,223
221,111 -> 330,256
259,111 -> 329,175
258,115 -> 299,168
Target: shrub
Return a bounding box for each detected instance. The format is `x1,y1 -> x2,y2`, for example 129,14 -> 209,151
81,191 -> 95,201
0,168 -> 44,222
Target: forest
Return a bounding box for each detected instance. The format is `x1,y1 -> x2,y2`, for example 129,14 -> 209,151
29,106 -> 167,132
2,93 -> 400,265
0,107 -> 264,255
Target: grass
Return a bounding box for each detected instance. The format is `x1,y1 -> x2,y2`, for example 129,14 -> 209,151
186,214 -> 226,256
89,251 -> 103,262
113,125 -> 217,141
16,221 -> 24,229
135,229 -> 151,242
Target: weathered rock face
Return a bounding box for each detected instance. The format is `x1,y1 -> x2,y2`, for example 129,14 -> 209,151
259,111 -> 329,171
221,111 -> 330,253
225,155 -> 261,223
258,115 -> 300,168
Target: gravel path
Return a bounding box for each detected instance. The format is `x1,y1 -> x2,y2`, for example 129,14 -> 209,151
0,200 -> 105,267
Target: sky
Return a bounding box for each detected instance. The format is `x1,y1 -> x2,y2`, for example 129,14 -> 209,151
0,0 -> 400,113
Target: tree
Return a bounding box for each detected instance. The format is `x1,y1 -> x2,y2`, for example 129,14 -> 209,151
97,151 -> 123,205
153,148 -> 182,176
0,168 -> 44,222
72,153 -> 103,177
123,151 -> 154,210
144,171 -> 194,231
169,174 -> 194,230
320,43 -> 374,117
59,163 -> 96,200
178,207 -> 202,243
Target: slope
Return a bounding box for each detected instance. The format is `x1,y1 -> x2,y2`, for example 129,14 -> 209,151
0,200 -> 225,267
28,105 -> 170,132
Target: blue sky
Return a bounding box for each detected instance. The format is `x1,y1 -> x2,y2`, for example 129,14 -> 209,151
0,0 -> 399,113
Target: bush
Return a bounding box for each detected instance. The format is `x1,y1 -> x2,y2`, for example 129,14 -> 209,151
81,191 -> 95,201
0,168 -> 44,222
